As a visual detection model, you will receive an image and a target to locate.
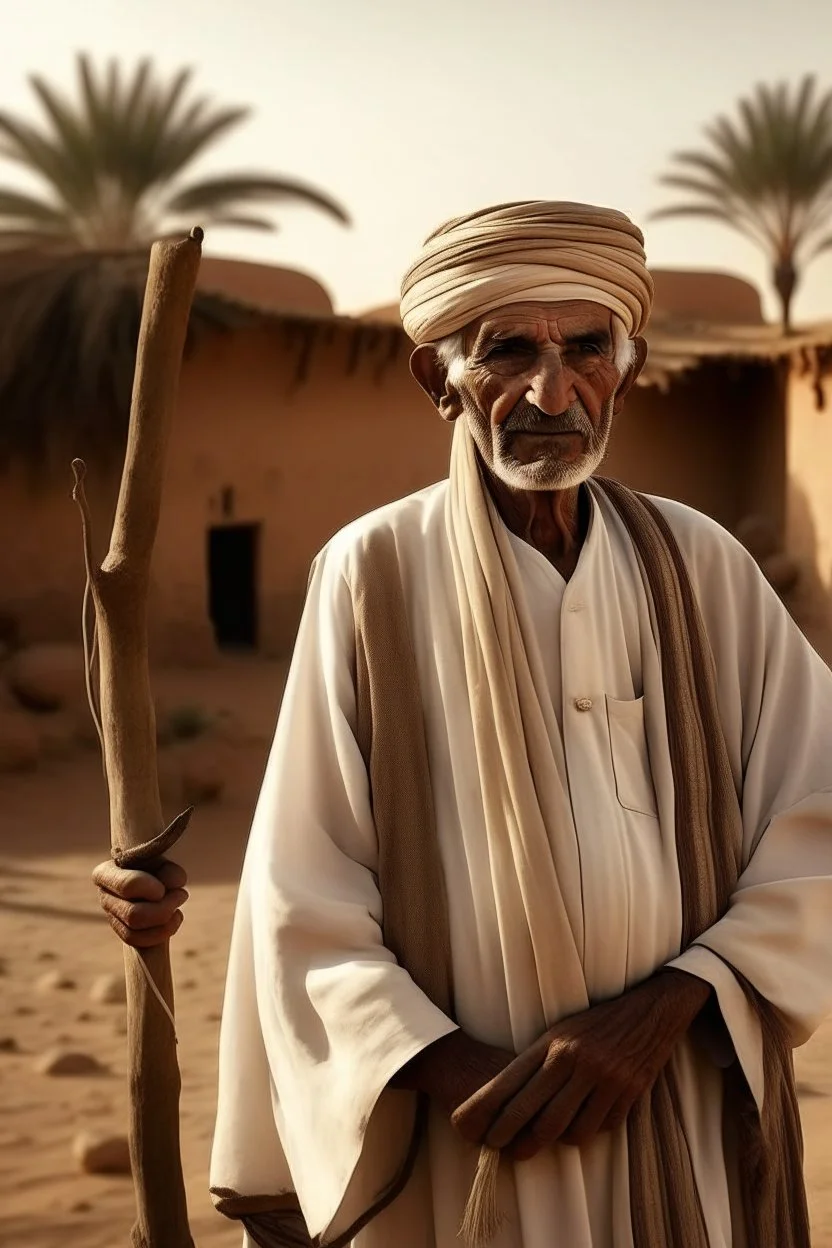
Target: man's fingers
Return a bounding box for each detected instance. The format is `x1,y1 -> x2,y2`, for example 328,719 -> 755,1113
559,1084 -> 621,1148
517,1073 -> 591,1151
451,1039 -> 549,1144
503,1074 -> 594,1161
99,887 -> 189,932
92,858 -> 188,900
599,1090 -> 642,1136
485,1057 -> 572,1150
450,1084 -> 509,1146
503,1129 -> 542,1163
107,909 -> 184,949
156,860 -> 188,890
94,856 -> 190,949
92,860 -> 166,902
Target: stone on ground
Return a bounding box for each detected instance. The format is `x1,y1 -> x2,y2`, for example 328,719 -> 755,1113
72,1132 -> 131,1175
36,969 -> 76,993
34,1049 -> 106,1076
90,973 -> 127,1005
6,643 -> 86,712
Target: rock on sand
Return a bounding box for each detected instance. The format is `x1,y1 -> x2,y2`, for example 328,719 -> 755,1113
72,1132 -> 131,1175
89,973 -> 127,1005
36,970 -> 76,993
34,1049 -> 106,1077
6,643 -> 86,712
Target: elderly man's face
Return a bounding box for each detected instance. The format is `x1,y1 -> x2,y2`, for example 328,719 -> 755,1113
415,300 -> 643,492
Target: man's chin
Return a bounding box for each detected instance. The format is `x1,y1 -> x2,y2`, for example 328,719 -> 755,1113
494,451 -> 601,492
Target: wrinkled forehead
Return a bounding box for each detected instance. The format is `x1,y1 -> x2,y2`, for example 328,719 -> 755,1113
462,300 -> 617,349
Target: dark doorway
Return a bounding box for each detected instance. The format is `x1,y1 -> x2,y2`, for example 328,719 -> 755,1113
208,524 -> 259,650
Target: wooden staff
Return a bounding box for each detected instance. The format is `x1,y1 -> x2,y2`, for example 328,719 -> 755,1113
72,227 -> 204,1248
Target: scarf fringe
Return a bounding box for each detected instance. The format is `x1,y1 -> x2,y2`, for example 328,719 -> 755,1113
458,1146 -> 502,1248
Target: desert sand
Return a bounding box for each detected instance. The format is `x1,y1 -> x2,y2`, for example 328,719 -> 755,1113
1,655 -> 831,1246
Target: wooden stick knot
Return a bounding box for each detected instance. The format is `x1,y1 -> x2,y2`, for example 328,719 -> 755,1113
113,807 -> 195,870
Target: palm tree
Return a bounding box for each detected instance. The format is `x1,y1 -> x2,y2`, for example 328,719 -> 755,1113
652,75 -> 832,332
0,248 -> 254,473
0,54 -> 349,248
0,57 -> 349,473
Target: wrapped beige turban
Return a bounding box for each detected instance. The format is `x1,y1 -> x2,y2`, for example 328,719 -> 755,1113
400,200 -> 654,344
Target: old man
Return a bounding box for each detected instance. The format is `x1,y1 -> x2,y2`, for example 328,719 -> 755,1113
95,201 -> 832,1248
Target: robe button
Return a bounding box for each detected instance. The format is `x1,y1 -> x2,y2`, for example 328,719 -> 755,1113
574,697 -> 594,712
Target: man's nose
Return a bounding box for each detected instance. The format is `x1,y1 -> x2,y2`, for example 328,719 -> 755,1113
526,353 -> 575,415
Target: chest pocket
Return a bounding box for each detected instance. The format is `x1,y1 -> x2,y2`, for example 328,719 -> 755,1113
605,695 -> 658,819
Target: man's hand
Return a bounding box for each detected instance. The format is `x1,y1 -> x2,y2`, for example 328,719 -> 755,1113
391,1029 -> 515,1128
92,859 -> 189,947
453,969 -> 712,1160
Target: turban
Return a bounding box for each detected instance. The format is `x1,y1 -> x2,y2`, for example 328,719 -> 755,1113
400,200 -> 654,344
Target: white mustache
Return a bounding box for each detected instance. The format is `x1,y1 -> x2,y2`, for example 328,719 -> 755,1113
501,402 -> 594,439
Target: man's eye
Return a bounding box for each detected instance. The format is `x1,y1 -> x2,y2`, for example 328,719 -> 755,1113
486,339 -> 530,358
572,341 -> 604,355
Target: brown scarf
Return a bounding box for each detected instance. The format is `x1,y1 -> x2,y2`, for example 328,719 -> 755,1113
349,477 -> 809,1248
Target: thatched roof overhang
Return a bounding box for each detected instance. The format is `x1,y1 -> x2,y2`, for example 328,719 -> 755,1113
2,246 -> 830,476
231,298 -> 832,395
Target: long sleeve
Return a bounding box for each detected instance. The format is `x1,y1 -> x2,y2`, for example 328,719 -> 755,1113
667,513 -> 832,1107
211,540 -> 457,1243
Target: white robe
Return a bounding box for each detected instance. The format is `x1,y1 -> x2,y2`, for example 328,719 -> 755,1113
211,480 -> 832,1248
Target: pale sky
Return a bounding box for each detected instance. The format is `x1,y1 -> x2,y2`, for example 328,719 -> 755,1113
3,0 -> 832,323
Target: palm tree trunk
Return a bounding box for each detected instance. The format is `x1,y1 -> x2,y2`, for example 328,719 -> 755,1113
773,259 -> 798,334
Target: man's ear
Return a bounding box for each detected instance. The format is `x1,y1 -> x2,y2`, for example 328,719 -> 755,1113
409,345 -> 464,423
613,336 -> 648,414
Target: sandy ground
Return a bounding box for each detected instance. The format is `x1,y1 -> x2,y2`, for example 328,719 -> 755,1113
1,655 -> 831,1246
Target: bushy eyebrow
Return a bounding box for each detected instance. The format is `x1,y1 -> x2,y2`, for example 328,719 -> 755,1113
472,326 -> 536,351
473,325 -> 613,352
562,329 -> 612,350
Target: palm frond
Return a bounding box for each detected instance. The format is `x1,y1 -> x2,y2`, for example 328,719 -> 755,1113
0,247 -> 253,474
137,62 -> 188,130
0,54 -> 350,245
148,106 -> 251,184
28,75 -> 90,159
0,112 -> 71,188
657,172 -> 737,202
0,57 -> 350,469
649,203 -> 742,225
649,192 -> 776,251
654,73 -> 832,327
78,53 -> 122,135
164,174 -> 350,223
809,231 -> 832,258
660,151 -> 736,186
0,188 -> 69,226
175,212 -> 277,231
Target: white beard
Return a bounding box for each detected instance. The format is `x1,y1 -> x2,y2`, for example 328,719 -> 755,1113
491,437 -> 610,492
